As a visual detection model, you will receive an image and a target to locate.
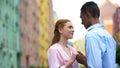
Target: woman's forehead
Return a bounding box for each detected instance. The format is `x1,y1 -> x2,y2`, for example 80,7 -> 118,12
64,22 -> 73,26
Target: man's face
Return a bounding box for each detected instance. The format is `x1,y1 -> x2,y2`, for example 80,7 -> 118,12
80,11 -> 91,29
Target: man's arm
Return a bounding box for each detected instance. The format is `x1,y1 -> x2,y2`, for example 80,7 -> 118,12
85,37 -> 102,68
76,51 -> 88,68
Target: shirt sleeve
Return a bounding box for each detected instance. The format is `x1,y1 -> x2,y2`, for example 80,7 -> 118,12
47,47 -> 65,68
85,37 -> 102,68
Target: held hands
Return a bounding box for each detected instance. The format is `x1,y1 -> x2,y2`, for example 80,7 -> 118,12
69,51 -> 88,68
70,51 -> 79,63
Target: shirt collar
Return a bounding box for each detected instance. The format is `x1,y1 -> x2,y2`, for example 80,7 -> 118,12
87,23 -> 104,31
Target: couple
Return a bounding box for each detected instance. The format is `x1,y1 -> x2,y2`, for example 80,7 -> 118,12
47,1 -> 116,68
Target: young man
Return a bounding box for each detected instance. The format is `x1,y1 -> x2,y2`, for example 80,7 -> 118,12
80,1 -> 116,68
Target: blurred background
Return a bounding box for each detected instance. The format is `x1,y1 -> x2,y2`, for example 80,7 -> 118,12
0,0 -> 120,68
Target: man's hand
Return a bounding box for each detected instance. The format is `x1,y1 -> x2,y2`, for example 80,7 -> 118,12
76,51 -> 88,68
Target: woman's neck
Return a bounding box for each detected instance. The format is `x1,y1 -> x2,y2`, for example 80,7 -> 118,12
58,37 -> 68,47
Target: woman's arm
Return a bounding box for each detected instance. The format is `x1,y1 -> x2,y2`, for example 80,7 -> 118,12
48,47 -> 78,68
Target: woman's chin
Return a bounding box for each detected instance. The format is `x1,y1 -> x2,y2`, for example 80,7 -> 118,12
69,37 -> 73,39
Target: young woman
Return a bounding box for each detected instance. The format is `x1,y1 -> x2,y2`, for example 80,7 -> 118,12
47,19 -> 79,68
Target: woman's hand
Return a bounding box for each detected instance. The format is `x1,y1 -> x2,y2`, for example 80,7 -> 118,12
64,51 -> 78,68
71,51 -> 79,62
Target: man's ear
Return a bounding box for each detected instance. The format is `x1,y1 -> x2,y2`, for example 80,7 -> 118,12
86,12 -> 92,18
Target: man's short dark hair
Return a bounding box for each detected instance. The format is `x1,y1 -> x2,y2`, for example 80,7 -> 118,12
81,1 -> 100,18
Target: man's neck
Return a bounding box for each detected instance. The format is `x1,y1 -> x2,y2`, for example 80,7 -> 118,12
91,18 -> 100,25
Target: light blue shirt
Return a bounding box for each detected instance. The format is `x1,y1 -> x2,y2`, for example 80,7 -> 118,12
85,23 -> 116,68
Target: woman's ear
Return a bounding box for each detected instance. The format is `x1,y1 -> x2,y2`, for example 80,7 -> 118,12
58,28 -> 62,33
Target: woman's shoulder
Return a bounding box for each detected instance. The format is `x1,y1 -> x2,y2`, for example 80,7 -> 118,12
48,43 -> 60,51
